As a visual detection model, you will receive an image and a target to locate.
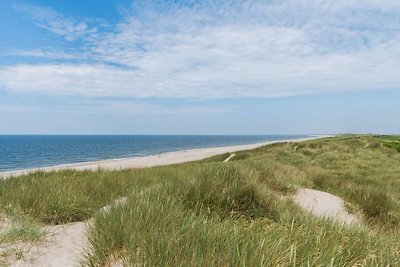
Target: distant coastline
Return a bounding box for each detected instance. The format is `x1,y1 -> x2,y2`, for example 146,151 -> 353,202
1,135 -> 330,179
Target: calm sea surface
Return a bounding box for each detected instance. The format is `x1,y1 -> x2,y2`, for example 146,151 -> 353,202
0,135 -> 309,172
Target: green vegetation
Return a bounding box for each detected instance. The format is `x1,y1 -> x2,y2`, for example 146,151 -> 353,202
0,169 -> 159,224
0,214 -> 43,244
0,212 -> 45,263
377,135 -> 400,152
1,135 -> 400,265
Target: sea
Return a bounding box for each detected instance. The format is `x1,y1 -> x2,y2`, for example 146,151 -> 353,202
0,135 -> 309,172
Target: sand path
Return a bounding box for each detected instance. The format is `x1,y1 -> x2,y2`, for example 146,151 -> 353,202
294,188 -> 360,225
11,222 -> 90,267
14,187 -> 360,266
8,193 -> 145,266
223,153 -> 235,162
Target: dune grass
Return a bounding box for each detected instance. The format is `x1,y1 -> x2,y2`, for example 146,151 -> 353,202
87,174 -> 399,266
0,168 -> 164,224
0,211 -> 45,264
0,135 -> 400,265
377,135 -> 400,152
231,135 -> 400,226
0,213 -> 43,244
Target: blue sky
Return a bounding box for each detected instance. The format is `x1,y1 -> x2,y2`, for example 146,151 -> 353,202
1,0 -> 399,134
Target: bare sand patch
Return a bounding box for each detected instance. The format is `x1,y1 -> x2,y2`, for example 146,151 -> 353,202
223,153 -> 235,162
294,188 -> 360,225
10,222 -> 89,267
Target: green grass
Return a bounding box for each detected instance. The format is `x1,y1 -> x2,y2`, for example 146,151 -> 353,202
1,135 -> 400,265
0,214 -> 43,244
377,135 -> 400,152
0,212 -> 45,264
0,168 -> 163,224
85,164 -> 400,266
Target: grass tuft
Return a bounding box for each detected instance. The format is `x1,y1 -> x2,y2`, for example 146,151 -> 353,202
184,165 -> 280,221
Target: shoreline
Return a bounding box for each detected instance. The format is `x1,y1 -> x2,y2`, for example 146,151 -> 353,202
0,135 -> 331,179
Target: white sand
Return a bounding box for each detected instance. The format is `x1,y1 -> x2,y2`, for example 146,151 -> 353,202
8,186 -> 157,267
1,136 -> 327,179
223,153 -> 235,162
10,222 -> 89,267
294,188 -> 360,225
9,203 -> 121,266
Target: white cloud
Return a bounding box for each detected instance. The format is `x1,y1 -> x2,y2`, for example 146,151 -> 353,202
1,48 -> 84,60
1,0 -> 400,99
13,3 -> 96,41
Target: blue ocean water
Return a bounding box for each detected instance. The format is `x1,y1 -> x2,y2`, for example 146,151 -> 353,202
0,135 -> 309,172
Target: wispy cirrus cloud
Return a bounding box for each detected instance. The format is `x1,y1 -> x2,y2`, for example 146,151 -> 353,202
12,3 -> 97,41
1,0 -> 400,99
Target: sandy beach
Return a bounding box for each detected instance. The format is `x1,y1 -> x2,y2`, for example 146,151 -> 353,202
0,136 -> 327,179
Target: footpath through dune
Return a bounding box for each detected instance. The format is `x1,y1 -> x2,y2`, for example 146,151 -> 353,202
7,194 -> 140,266
294,188 -> 360,225
10,222 -> 89,267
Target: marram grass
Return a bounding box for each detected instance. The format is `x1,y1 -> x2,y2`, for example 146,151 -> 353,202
0,135 -> 400,266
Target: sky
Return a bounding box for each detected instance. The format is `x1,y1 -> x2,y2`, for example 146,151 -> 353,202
0,0 -> 399,135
